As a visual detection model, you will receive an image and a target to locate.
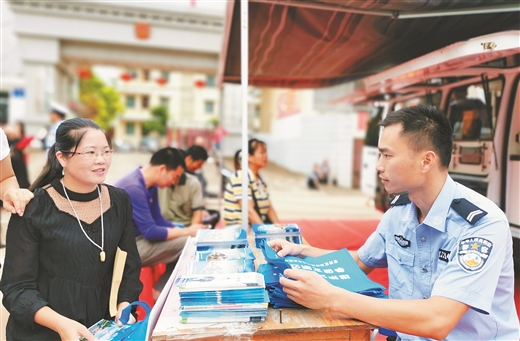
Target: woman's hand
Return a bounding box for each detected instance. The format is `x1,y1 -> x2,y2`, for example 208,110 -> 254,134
115,302 -> 136,327
268,239 -> 304,257
55,318 -> 95,341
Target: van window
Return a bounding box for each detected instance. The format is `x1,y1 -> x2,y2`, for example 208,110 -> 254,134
392,91 -> 442,112
447,78 -> 503,141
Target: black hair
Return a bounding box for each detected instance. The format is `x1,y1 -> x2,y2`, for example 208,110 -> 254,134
381,105 -> 453,168
150,147 -> 186,170
186,145 -> 208,162
30,118 -> 105,191
233,149 -> 242,171
233,138 -> 267,171
248,138 -> 266,156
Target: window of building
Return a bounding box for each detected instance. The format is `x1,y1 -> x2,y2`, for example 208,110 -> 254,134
206,75 -> 216,87
161,71 -> 170,81
128,69 -> 138,79
160,97 -> 169,108
204,101 -> 214,114
142,96 -> 149,109
143,69 -> 150,81
126,95 -> 135,108
0,92 -> 8,124
126,122 -> 135,135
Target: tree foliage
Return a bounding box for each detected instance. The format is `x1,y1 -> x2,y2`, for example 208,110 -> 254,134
143,105 -> 169,136
79,74 -> 123,130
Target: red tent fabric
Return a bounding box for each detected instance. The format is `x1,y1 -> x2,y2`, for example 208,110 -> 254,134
219,0 -> 520,88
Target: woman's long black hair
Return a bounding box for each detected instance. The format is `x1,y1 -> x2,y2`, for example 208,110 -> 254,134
29,118 -> 105,191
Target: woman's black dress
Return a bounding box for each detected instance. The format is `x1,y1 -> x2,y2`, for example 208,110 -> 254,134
0,178 -> 142,341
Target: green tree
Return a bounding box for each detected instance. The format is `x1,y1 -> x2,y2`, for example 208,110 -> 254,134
79,74 -> 122,130
143,105 -> 169,136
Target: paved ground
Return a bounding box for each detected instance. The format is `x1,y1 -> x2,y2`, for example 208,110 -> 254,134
0,149 -> 382,339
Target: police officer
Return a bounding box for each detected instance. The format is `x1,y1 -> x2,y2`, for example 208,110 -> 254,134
269,105 -> 519,340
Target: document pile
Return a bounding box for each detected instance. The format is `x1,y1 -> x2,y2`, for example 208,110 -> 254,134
257,243 -> 387,308
252,223 -> 302,248
189,229 -> 255,275
195,228 -> 248,250
174,272 -> 269,324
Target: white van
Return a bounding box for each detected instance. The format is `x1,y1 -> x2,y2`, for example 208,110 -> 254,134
337,31 -> 520,264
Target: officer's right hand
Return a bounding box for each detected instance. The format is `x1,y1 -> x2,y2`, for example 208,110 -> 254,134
268,239 -> 304,257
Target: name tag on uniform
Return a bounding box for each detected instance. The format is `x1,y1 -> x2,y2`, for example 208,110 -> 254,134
439,249 -> 451,262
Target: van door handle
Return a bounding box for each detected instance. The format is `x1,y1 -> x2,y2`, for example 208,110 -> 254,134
510,155 -> 520,161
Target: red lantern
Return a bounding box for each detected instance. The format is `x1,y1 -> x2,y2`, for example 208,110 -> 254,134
77,68 -> 91,79
120,73 -> 132,81
194,79 -> 206,88
157,77 -> 167,85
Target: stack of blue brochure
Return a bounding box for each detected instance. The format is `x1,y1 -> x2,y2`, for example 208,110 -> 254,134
186,259 -> 255,275
187,248 -> 256,275
252,223 -> 302,248
195,228 -> 248,251
174,272 -> 270,324
257,242 -> 387,308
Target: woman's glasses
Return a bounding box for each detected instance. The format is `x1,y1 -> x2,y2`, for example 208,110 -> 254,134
65,150 -> 114,160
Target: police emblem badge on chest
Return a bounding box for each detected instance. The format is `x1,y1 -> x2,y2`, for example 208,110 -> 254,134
457,237 -> 493,273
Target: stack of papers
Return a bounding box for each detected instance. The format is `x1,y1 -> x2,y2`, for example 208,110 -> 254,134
258,243 -> 387,308
194,248 -> 255,262
252,223 -> 302,248
195,228 -> 248,251
174,272 -> 269,324
186,259 -> 255,275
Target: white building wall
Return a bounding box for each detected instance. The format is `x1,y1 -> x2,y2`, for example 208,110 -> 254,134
263,112 -> 356,188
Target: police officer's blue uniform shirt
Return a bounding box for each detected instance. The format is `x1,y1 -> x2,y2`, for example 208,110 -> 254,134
358,176 -> 519,340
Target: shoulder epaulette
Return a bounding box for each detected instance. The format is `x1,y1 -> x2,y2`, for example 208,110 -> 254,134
450,198 -> 488,225
389,193 -> 411,206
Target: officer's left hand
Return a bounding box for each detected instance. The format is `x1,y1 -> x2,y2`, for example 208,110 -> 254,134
280,268 -> 337,310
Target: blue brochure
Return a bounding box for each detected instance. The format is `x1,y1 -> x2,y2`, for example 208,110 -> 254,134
252,223 -> 302,248
195,228 -> 248,250
258,243 -> 386,308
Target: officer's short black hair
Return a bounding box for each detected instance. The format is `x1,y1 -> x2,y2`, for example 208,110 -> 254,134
186,145 -> 208,162
381,105 -> 453,168
150,147 -> 186,170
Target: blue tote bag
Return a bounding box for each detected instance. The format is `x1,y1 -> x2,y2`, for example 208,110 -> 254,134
113,301 -> 151,341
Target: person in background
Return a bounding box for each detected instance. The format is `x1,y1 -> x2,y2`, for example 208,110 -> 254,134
114,148 -> 206,297
319,158 -> 330,184
0,127 -> 34,216
306,163 -> 322,190
44,107 -> 66,152
160,145 -> 220,229
269,105 -> 518,340
213,122 -> 227,153
191,136 -> 210,197
1,118 -> 142,341
5,122 -> 32,188
223,138 -> 280,227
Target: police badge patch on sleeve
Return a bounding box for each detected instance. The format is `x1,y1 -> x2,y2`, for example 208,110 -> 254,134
457,237 -> 493,273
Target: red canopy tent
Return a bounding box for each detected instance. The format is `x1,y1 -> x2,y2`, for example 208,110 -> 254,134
218,0 -> 520,88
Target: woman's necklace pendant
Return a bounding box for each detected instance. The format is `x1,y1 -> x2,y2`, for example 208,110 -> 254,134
100,250 -> 106,262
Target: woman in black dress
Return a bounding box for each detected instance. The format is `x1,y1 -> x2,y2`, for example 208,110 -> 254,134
0,118 -> 142,341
